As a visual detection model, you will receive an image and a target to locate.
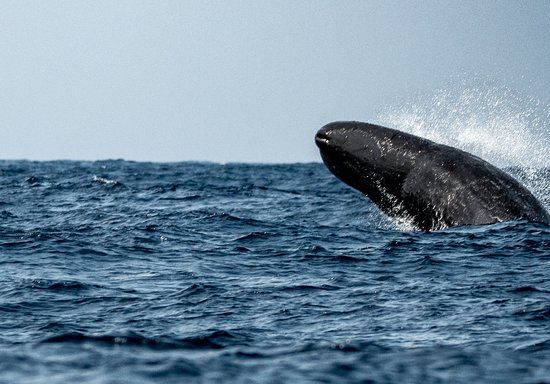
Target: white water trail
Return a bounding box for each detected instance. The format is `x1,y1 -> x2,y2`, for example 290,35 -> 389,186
375,78 -> 550,212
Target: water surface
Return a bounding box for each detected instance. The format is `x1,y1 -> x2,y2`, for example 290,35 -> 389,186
0,161 -> 548,383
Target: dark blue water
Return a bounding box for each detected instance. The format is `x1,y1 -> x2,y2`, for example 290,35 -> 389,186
0,160 -> 548,383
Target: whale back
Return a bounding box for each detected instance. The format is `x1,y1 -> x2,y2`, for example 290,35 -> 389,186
400,146 -> 550,229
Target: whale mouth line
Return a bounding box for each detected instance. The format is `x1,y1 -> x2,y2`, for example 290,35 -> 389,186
315,132 -> 331,147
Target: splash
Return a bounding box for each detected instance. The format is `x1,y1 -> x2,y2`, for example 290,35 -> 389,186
376,78 -> 550,168
375,78 -> 550,211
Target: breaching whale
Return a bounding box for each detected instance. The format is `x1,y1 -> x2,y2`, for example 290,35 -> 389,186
315,121 -> 550,231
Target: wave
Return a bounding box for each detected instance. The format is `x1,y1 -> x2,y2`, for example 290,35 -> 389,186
91,175 -> 125,187
28,279 -> 99,292
41,330 -> 240,350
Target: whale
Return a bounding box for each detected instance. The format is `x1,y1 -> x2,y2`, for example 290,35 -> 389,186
315,121 -> 550,231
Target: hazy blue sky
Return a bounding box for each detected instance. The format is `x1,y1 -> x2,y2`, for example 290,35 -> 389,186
1,1 -> 550,162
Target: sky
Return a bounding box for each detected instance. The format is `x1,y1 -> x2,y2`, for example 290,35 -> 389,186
1,1 -> 550,163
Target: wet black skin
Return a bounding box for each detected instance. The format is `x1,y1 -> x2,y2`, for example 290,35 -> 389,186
315,121 -> 550,231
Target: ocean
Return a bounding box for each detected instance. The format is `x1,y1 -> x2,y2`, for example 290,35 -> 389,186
0,160 -> 548,383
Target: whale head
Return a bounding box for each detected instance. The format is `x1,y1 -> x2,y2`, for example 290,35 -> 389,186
315,121 -> 434,213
